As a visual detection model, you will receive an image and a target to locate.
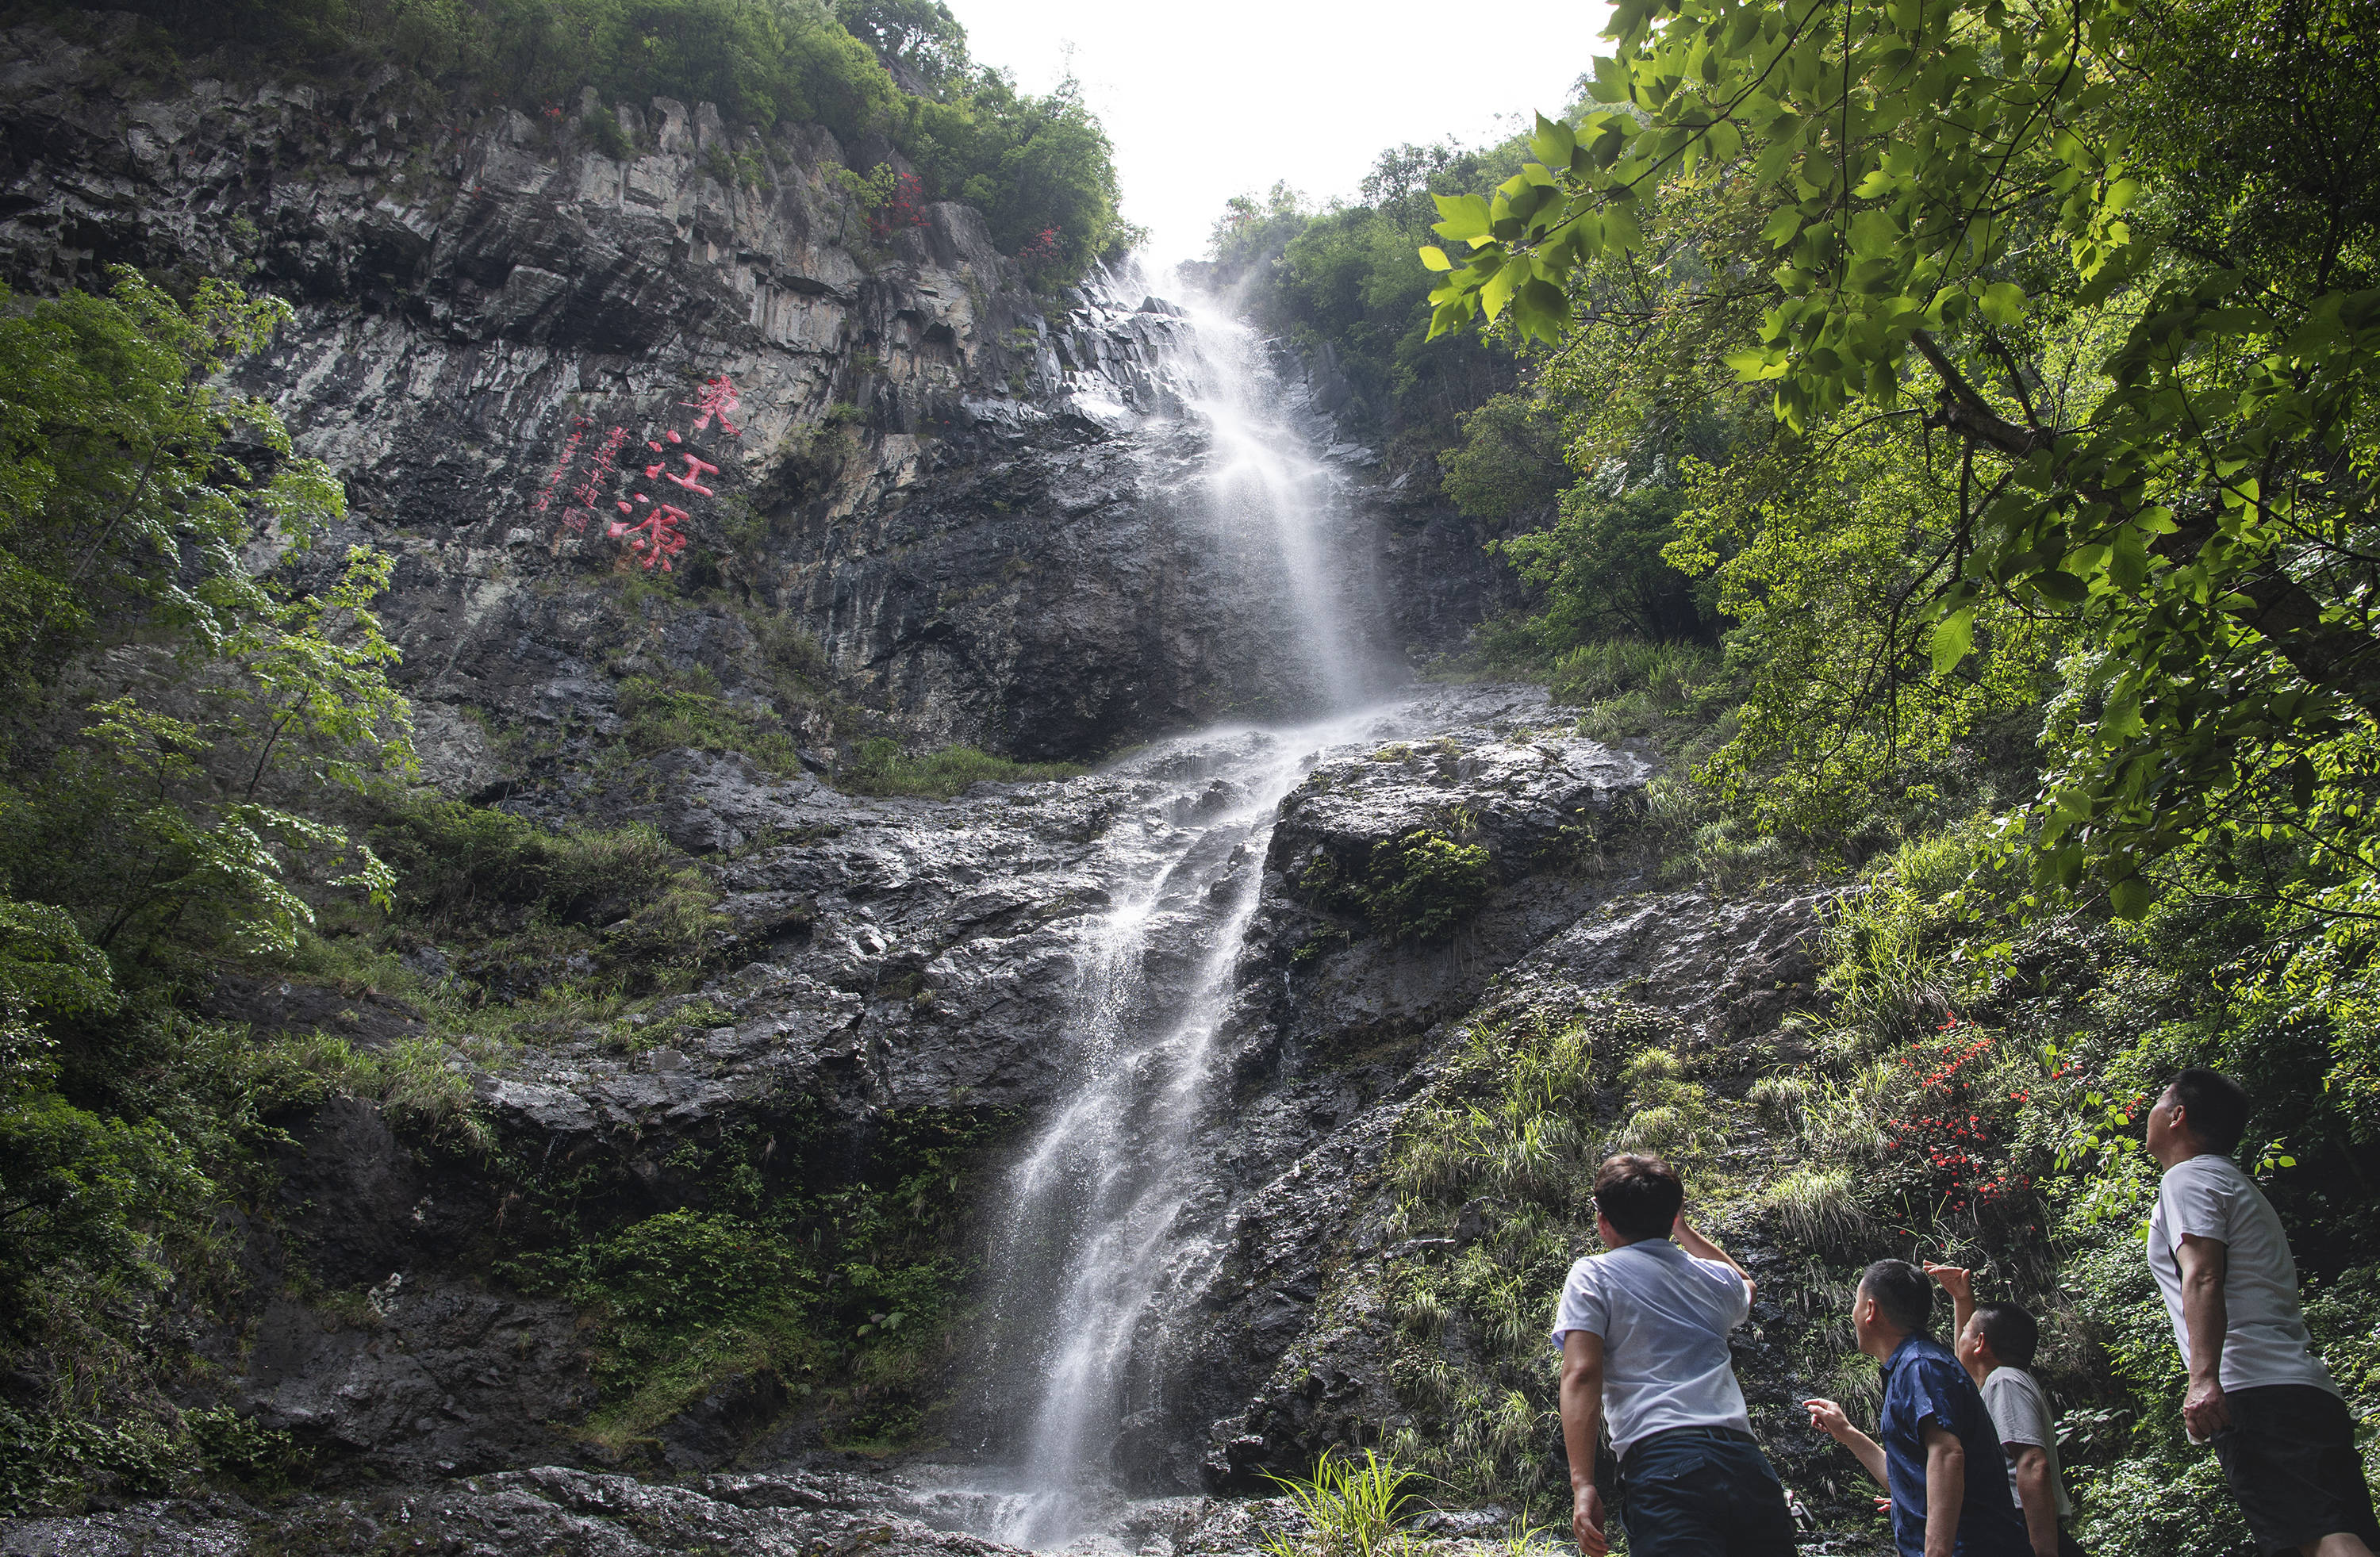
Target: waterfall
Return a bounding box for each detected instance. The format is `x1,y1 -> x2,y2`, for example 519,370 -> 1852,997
1169,295 -> 1372,713
949,282 -> 1394,1546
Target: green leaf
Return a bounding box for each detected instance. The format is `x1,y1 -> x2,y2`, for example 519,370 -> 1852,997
2109,874 -> 2156,920
2109,527 -> 2148,593
2031,569 -> 2090,604
1724,346 -> 1787,381
1418,246 -> 1453,272
1480,259 -> 1522,323
1979,282 -> 2027,326
1511,277 -> 1571,344
1431,194 -> 1493,244
1760,206 -> 1805,247
2102,688 -> 2145,739
1929,607 -> 1975,676
1602,201 -> 1645,253
1529,113 -> 1578,169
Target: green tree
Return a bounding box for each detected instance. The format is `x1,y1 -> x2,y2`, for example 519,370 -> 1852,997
1422,0 -> 2379,916
904,70 -> 1134,275
835,0 -> 970,97
0,270 -> 409,962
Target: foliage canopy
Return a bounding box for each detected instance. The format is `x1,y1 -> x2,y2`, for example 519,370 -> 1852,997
1421,0 -> 2378,921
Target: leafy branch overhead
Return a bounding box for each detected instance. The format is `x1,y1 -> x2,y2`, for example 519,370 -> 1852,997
1422,0 -> 2380,915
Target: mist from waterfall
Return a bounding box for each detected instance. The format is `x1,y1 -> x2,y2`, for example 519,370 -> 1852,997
950,278 -> 1395,1547
1170,293 -> 1372,712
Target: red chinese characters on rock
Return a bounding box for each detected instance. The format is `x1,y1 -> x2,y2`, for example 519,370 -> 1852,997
559,425 -> 631,534
532,419 -> 588,514
536,375 -> 744,565
609,502 -> 691,570
651,453 -> 720,497
682,375 -> 741,435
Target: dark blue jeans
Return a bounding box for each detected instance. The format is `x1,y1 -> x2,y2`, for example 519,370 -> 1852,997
1620,1427 -> 1798,1557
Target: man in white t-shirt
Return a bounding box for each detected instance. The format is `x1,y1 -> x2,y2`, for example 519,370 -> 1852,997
2145,1067 -> 2380,1557
1925,1264 -> 2080,1557
1550,1152 -> 1796,1557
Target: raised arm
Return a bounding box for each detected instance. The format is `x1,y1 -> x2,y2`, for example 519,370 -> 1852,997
2176,1233 -> 2232,1437
1560,1329 -> 1609,1556
1676,1212 -> 1754,1304
1924,1264 -> 1977,1344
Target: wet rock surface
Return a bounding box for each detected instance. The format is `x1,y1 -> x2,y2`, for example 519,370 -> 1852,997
0,1471 -> 1320,1557
1187,885 -> 1833,1483
0,673 -> 1850,1545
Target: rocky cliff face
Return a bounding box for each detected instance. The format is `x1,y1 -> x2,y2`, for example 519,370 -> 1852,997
0,674 -> 1847,1554
0,24 -> 1503,767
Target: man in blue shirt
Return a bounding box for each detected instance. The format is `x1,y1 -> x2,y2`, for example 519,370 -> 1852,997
1805,1259 -> 2029,1557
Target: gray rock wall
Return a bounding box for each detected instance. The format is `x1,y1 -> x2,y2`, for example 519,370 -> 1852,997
0,25 -> 1508,765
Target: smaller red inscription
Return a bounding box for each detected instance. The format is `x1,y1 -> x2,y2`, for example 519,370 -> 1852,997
682,375 -> 742,435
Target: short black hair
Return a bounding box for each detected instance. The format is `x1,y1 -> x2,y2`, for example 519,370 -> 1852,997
1860,1259 -> 1934,1335
1594,1153 -> 1684,1241
2167,1068 -> 2250,1155
1974,1302 -> 2040,1370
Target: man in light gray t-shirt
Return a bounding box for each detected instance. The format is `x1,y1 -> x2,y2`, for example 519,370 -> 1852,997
1980,1370 -> 2073,1524
1551,1152 -> 1795,1557
2146,1068 -> 2380,1557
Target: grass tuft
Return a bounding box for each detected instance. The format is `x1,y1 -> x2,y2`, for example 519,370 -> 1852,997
836,738 -> 1083,798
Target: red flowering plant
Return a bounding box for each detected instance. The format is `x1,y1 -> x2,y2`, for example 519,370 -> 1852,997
1874,1017 -> 2037,1228
1015,226 -> 1062,273
871,171 -> 926,240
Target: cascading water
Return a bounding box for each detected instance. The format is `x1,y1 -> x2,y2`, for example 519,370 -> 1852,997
1169,294 -> 1372,713
944,279 -> 1399,1547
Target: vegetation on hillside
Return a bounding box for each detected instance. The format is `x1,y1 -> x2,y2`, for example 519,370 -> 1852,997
35,0 -> 1134,281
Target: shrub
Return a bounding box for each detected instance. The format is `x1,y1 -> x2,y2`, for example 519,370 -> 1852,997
1361,830 -> 1491,941
1306,828 -> 1493,943
1262,1448 -> 1423,1557
836,738 -> 1081,798
616,667 -> 804,774
368,798 -> 725,997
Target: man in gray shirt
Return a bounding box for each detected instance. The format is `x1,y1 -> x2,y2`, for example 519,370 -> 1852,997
1552,1152 -> 1797,1556
2146,1068 -> 2379,1557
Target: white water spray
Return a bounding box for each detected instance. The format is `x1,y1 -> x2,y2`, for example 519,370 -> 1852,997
1171,295 -> 1371,711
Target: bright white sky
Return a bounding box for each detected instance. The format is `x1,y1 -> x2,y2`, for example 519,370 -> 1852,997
950,0 -> 1616,270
